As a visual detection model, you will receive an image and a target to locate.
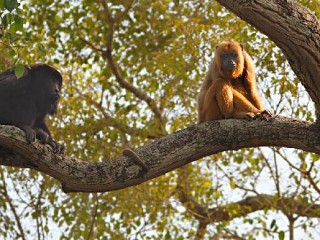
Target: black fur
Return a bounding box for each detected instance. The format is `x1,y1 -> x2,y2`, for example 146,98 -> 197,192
0,64 -> 65,153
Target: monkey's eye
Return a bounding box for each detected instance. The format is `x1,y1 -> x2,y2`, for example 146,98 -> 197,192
230,52 -> 238,58
221,54 -> 228,59
52,77 -> 62,87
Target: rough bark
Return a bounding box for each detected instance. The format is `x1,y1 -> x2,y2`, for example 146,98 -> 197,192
215,0 -> 320,116
0,116 -> 320,192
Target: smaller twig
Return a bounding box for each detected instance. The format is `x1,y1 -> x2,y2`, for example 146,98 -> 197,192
87,193 -> 100,240
79,36 -> 105,53
0,169 -> 26,240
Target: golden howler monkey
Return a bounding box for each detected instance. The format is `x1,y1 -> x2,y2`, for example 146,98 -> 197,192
197,41 -> 266,123
0,64 -> 65,153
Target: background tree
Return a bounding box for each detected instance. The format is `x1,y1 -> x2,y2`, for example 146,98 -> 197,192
0,0 -> 319,239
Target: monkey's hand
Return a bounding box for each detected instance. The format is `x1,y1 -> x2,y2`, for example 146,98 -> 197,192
246,112 -> 256,119
255,110 -> 272,121
47,139 -> 65,154
54,142 -> 65,154
35,129 -> 65,154
245,110 -> 272,120
21,126 -> 36,143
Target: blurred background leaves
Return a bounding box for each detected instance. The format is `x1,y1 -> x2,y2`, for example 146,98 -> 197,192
0,0 -> 319,239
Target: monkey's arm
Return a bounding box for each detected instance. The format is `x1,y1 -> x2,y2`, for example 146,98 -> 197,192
232,89 -> 265,118
198,79 -> 233,122
19,125 -> 36,143
198,80 -> 221,122
34,118 -> 65,154
244,79 -> 264,110
243,52 -> 264,110
197,75 -> 213,113
34,117 -> 52,136
197,83 -> 210,123
215,81 -> 234,119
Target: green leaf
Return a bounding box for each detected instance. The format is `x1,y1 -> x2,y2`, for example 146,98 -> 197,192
2,13 -> 11,28
165,231 -> 171,239
8,49 -> 16,57
300,162 -> 307,170
38,44 -> 46,55
270,219 -> 276,229
13,14 -> 24,31
4,0 -> 18,11
278,231 -> 285,240
214,190 -> 221,200
229,180 -> 236,189
14,63 -> 25,78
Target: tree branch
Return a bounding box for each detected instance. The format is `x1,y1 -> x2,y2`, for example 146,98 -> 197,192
215,0 -> 320,116
77,92 -> 159,139
0,116 -> 320,193
279,150 -> 320,195
195,222 -> 208,240
99,1 -> 166,123
177,165 -> 319,227
0,170 -> 26,239
178,186 -> 320,224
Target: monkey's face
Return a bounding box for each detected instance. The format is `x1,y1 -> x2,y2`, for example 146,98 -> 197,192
33,74 -> 62,115
221,52 -> 238,72
47,77 -> 62,115
216,42 -> 245,79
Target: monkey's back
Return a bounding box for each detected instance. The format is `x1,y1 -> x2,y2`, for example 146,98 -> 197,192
0,73 -> 37,126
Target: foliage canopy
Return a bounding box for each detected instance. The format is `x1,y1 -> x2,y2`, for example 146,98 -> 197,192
0,0 -> 319,239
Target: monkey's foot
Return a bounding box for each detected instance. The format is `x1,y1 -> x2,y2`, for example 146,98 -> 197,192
48,140 -> 65,154
53,142 -> 66,154
246,112 -> 256,119
21,127 -> 36,143
255,110 -> 272,121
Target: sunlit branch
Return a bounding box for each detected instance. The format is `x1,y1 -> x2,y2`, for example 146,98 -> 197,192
0,116 -> 320,192
178,186 -> 320,224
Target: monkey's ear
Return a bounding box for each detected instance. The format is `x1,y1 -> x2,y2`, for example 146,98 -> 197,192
239,43 -> 244,51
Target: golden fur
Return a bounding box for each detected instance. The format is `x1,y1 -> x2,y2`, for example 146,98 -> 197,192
197,41 -> 265,123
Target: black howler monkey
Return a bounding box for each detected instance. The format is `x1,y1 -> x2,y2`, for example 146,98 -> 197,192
0,64 -> 65,153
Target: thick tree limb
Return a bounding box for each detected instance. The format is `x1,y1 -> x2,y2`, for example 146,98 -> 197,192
0,116 -> 320,193
177,166 -> 320,224
215,0 -> 320,115
178,189 -> 320,224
